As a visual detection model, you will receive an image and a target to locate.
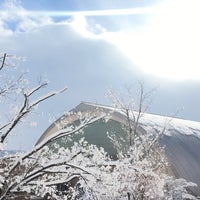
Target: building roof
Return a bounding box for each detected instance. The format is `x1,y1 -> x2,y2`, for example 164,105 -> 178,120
36,102 -> 200,195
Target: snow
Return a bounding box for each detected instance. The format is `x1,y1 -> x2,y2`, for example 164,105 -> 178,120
83,102 -> 200,138
1,101 -> 200,199
141,112 -> 200,137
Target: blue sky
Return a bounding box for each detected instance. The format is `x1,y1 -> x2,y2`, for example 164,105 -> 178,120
1,0 -> 200,150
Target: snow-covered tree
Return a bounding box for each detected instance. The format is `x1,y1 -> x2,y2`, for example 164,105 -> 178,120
0,53 -> 198,199
103,85 -> 198,199
0,53 -> 67,148
0,53 -> 107,199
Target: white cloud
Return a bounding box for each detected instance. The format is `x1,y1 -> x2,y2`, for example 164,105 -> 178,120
0,0 -> 104,40
0,20 -> 13,36
0,0 -> 53,36
68,14 -> 108,39
69,15 -> 94,38
2,0 -> 200,81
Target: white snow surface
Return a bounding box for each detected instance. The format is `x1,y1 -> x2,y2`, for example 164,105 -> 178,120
84,102 -> 200,138
141,112 -> 200,137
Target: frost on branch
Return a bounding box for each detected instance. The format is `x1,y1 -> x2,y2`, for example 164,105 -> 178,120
0,137 -> 109,199
164,177 -> 198,200
0,104 -> 107,199
0,53 -> 67,145
1,111 -> 199,199
0,53 -> 199,199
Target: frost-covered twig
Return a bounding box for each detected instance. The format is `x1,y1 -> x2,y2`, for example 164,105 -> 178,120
0,85 -> 67,144
0,53 -> 6,71
21,161 -> 95,185
23,113 -> 105,160
5,113 -> 105,193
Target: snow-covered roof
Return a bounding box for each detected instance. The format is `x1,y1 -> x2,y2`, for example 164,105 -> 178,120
81,101 -> 200,138
36,102 -> 200,195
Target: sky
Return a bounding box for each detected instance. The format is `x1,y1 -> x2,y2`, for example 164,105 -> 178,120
1,0 -> 200,150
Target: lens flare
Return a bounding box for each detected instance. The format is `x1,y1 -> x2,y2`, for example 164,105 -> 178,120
27,7 -> 154,17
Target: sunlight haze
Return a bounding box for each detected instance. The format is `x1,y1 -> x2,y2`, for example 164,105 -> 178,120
99,0 -> 200,80
34,0 -> 200,80
1,0 -> 200,150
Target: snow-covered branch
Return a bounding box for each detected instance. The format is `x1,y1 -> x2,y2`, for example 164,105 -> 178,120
0,84 -> 67,144
7,113 -> 105,178
0,53 -> 6,71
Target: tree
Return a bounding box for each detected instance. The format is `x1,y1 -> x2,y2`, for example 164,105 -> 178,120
0,53 -> 107,200
0,53 -> 198,199
107,82 -> 156,147
104,84 -> 198,199
106,83 -> 161,157
0,53 -> 79,199
0,53 -> 67,148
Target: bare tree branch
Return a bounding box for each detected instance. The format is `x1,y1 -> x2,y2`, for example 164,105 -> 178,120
0,53 -> 6,71
0,85 -> 67,144
7,113 -> 105,180
0,114 -> 104,199
26,82 -> 48,97
21,161 -> 94,186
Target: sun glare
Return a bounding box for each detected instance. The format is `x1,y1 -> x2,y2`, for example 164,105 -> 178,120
108,0 -> 200,80
4,0 -> 200,80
